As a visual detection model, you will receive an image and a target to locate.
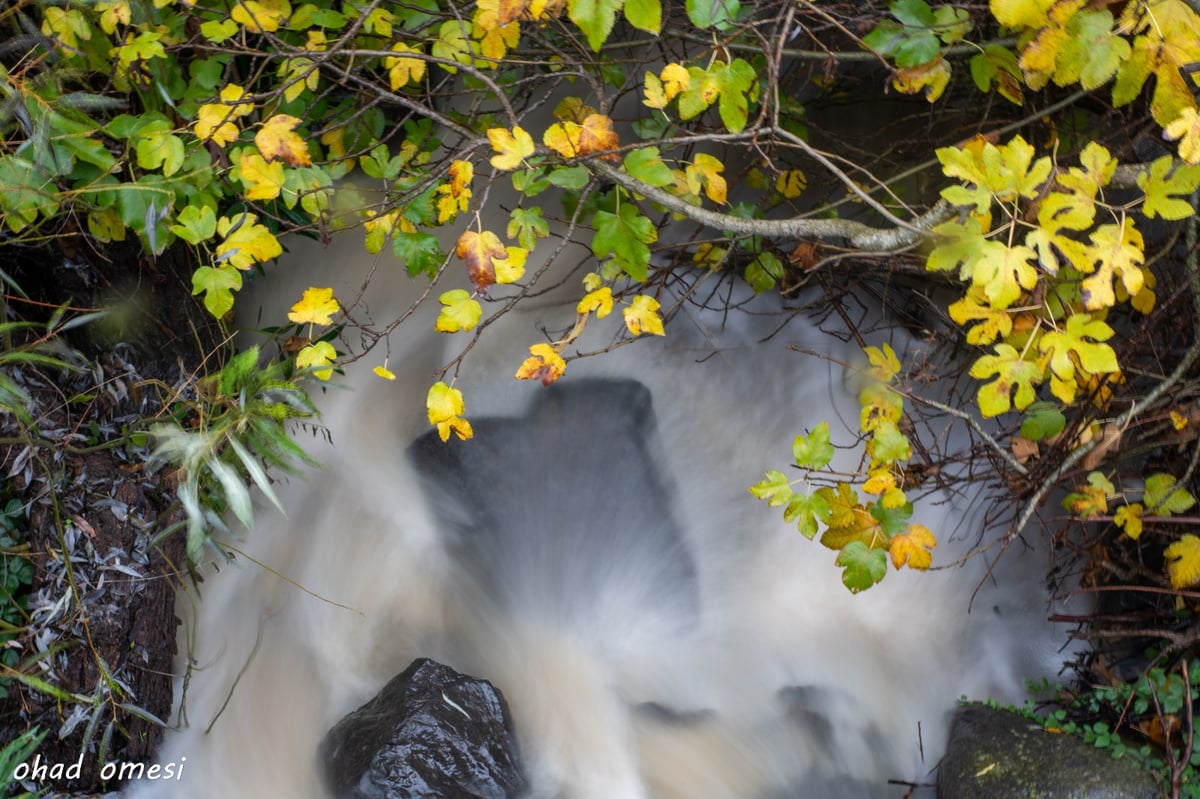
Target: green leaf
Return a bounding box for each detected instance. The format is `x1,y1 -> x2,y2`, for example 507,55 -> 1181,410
750,469 -> 793,507
191,264 -> 242,318
869,498 -> 913,535
508,207 -> 550,250
623,0 -> 661,34
1020,401 -> 1066,442
569,0 -> 620,51
592,203 -> 657,281
686,0 -> 741,29
784,491 -> 831,539
1054,9 -> 1129,92
743,251 -> 783,293
392,231 -> 445,279
890,0 -> 934,28
624,147 -> 675,187
714,59 -> 757,134
1144,473 -> 1197,516
836,540 -> 889,593
547,165 -> 591,189
793,421 -> 834,469
134,119 -> 185,177
867,420 -> 911,464
170,204 -> 217,244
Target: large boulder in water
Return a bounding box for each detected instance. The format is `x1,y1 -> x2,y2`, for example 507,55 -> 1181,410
319,658 -> 527,798
938,704 -> 1158,799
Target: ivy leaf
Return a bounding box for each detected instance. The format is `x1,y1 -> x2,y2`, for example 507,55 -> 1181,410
1165,535 -> 1200,590
1138,155 -> 1200,221
435,289 -> 482,333
592,204 -> 657,281
288,287 -> 340,326
456,229 -> 508,292
134,119 -> 184,177
256,115 -> 312,167
488,126 -> 536,171
750,469 -> 793,507
1144,473 -> 1197,516
515,343 -> 568,386
793,421 -> 834,469
623,294 -> 665,337
191,264 -> 242,318
785,491 -> 832,540
1061,471 -> 1114,517
969,342 -> 1043,417
427,381 -> 473,442
889,523 -> 936,570
836,540 -> 889,593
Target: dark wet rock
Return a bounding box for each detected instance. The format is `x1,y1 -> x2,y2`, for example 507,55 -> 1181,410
320,658 -> 527,799
938,704 -> 1159,799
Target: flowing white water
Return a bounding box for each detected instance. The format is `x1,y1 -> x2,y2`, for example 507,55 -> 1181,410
131,231 -> 1077,799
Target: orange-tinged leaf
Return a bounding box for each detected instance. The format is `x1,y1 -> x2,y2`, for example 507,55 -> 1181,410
288,286 -> 340,326
1061,471 -> 1114,516
1166,534 -> 1200,589
456,229 -> 508,292
889,523 -> 936,570
543,113 -> 620,160
488,126 -> 535,170
448,159 -> 473,196
256,114 -> 312,166
427,381 -> 473,442
296,340 -> 336,380
577,286 -> 613,318
624,294 -> 665,337
515,342 -> 567,385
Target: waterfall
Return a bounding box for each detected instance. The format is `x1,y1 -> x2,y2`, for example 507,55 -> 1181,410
129,229 -> 1078,799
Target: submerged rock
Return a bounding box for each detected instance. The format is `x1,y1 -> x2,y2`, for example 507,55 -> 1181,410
938,704 -> 1158,799
320,658 -> 527,798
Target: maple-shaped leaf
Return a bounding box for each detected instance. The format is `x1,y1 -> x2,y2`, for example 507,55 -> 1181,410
989,0 -> 1054,29
296,340 -> 337,380
494,245 -> 527,284
215,213 -> 282,270
949,292 -> 1014,344
937,134 -> 1052,207
1144,473 -> 1197,516
385,42 -> 426,90
893,58 -> 952,102
231,0 -> 290,32
488,126 -> 535,171
624,147 -> 675,187
393,231 -> 445,279
237,152 -> 286,201
1081,220 -> 1145,311
816,482 -> 861,531
435,289 -> 482,333
1114,502 -> 1144,540
515,342 -> 567,385
427,381 -> 473,442
194,84 -> 253,146
255,115 -> 312,167
170,205 -> 216,245
1165,534 -> 1200,590
859,382 -> 904,433
472,8 -> 520,62
623,294 -> 665,337
793,421 -> 834,469
967,240 -> 1039,310
1164,108 -> 1200,164
867,420 -> 911,465
970,342 -> 1043,417
288,286 -> 340,326
577,286 -> 613,318
592,204 -> 657,281
508,207 -> 549,248
685,153 -> 727,204
928,217 -> 989,273
750,469 -> 793,507
775,169 -> 807,199
191,264 -> 242,318
1053,9 -> 1129,91
643,63 -> 690,109
1057,140 -> 1117,200
1138,155 -> 1200,220
864,342 -> 901,382
134,119 -> 184,177
1038,313 -> 1119,385
836,540 -> 889,593
456,229 -> 508,292
784,490 -> 831,540
1019,401 -> 1066,441
889,523 -> 936,570
543,113 -> 619,159
1061,471 -> 1114,516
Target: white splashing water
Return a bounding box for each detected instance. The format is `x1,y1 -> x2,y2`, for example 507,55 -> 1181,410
131,231 -> 1079,799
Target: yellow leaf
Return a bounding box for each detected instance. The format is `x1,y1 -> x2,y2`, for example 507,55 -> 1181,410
643,72 -> 669,109
775,169 -> 807,199
194,84 -> 253,146
494,245 -> 527,283
862,470 -> 897,496
374,365 -> 397,381
455,229 -> 508,292
1114,502 -> 1144,540
892,57 -> 952,103
624,294 -> 665,337
515,342 -> 567,385
685,153 -> 727,204
296,340 -> 336,380
426,381 -> 473,442
475,18 -> 520,62
231,0 -> 290,32
236,151 -> 286,201
436,160 -> 474,223
385,42 -> 426,90
543,113 -> 620,160
435,289 -> 482,333
288,286 -> 340,326
890,524 -> 936,570
1164,107 -> 1200,165
1171,409 -> 1189,431
1166,534 -> 1200,589
864,342 -> 901,382
215,213 -> 282,270
577,286 -> 613,318
97,0 -> 131,34
256,114 -> 312,167
488,126 -> 535,171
